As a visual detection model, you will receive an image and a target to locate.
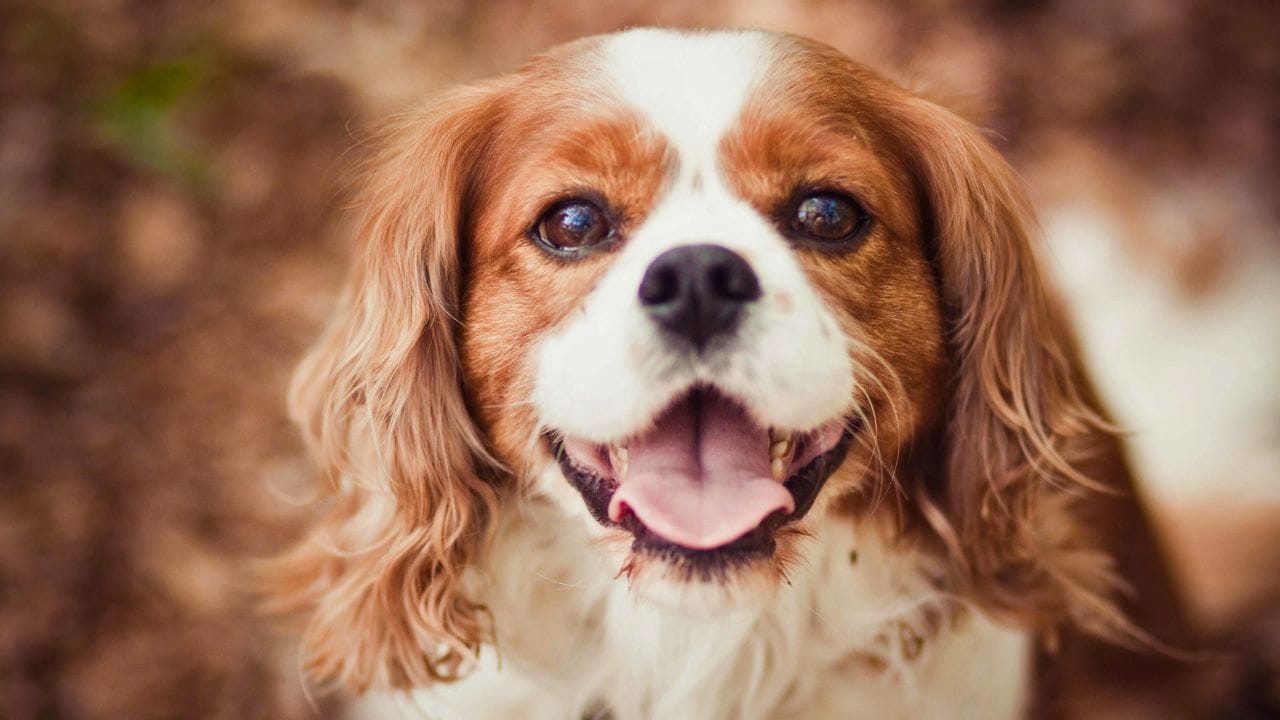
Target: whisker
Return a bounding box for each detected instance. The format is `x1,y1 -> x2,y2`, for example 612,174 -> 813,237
844,335 -> 910,514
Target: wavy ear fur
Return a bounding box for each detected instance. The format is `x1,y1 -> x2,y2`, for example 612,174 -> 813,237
267,85 -> 505,691
890,97 -> 1144,642
890,95 -> 1203,718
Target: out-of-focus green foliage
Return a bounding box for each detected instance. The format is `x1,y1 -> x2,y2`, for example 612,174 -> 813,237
92,55 -> 219,185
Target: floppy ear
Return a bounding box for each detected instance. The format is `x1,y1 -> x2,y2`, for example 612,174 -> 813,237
267,85 -> 505,691
891,97 -> 1142,641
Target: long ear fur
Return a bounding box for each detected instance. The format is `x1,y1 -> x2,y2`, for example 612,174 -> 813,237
893,97 -> 1138,642
267,85 -> 505,691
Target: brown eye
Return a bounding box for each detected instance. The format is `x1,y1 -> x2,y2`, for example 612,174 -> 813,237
791,192 -> 870,245
533,200 -> 614,254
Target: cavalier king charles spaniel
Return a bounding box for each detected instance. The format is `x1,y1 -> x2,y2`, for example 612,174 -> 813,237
272,28 -> 1194,720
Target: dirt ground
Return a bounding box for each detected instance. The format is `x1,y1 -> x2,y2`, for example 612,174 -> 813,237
1,1 -> 1276,718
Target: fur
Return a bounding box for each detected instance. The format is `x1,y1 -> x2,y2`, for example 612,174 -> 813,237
267,28 -> 1190,719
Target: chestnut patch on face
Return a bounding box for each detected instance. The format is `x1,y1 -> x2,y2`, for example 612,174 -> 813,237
462,108 -> 673,462
718,55 -> 951,482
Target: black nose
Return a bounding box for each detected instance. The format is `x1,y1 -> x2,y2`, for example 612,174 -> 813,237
637,244 -> 761,349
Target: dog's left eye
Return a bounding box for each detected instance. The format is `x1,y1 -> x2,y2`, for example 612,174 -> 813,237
533,200 -> 614,254
790,192 -> 871,245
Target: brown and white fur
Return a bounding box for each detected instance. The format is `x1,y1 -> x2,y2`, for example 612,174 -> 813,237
270,29 -> 1193,720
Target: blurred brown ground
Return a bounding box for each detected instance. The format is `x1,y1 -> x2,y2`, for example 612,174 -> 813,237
0,1 -> 1276,719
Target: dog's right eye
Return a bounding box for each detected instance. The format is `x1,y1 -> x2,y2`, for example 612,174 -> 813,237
533,200 -> 615,254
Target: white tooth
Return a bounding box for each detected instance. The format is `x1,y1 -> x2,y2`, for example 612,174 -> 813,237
771,457 -> 786,481
611,446 -> 629,476
770,439 -> 790,460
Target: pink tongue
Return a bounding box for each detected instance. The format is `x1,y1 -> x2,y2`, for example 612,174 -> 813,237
607,392 -> 794,550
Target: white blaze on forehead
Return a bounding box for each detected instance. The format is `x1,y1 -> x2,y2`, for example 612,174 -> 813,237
602,29 -> 773,179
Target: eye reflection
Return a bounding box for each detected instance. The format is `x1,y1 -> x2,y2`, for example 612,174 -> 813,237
790,192 -> 870,245
534,199 -> 614,253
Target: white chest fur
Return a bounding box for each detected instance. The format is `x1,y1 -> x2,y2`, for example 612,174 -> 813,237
354,497 -> 1031,720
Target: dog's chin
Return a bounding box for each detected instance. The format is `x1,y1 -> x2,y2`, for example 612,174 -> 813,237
547,386 -> 856,603
615,540 -> 799,615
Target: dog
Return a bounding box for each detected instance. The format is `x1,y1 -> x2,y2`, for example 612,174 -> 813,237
271,28 -> 1195,719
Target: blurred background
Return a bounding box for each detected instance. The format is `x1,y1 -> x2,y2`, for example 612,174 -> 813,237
1,1 -> 1276,718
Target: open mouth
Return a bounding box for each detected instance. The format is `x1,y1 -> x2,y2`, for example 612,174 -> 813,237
548,386 -> 856,567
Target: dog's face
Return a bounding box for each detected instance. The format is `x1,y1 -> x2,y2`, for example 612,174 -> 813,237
281,29 -> 1124,688
461,31 -> 947,599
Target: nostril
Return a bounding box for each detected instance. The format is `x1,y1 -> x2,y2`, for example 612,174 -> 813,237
638,264 -> 680,306
710,261 -> 761,302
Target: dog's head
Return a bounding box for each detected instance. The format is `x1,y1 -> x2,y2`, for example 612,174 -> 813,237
277,29 -> 1125,690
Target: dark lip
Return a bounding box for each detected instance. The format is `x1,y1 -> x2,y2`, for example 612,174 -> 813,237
546,418 -> 858,574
